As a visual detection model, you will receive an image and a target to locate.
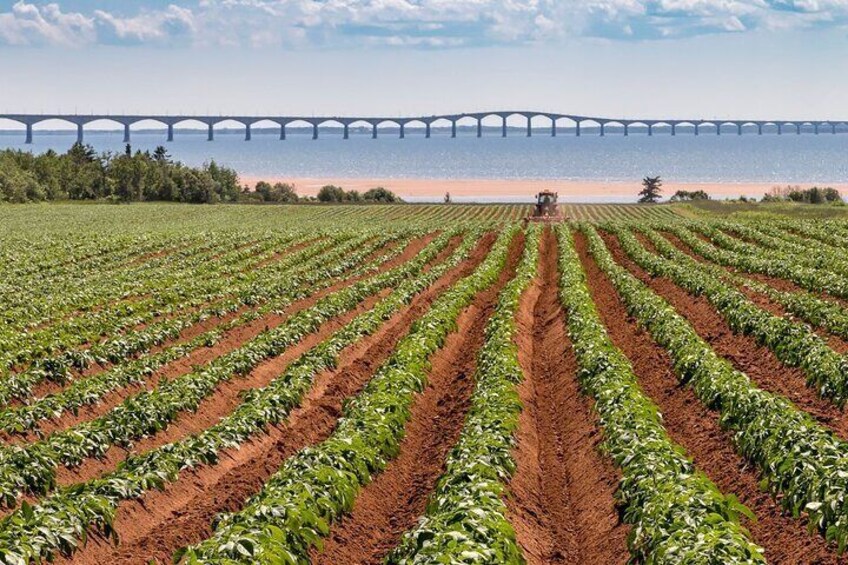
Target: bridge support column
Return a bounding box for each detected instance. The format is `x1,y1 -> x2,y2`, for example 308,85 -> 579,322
648,124 -> 653,136
208,123 -> 214,141
758,124 -> 762,135
167,123 -> 174,142
796,123 -> 801,135
777,124 -> 782,135
671,123 -> 676,136
737,124 -> 742,136
343,124 -> 349,140
502,116 -> 507,138
551,118 -> 556,137
526,116 -> 532,137
77,123 -> 84,144
451,120 -> 456,138
312,123 -> 318,140
123,123 -> 131,143
815,123 -> 819,135
280,123 -> 286,140
425,123 -> 431,138
575,121 -> 581,137
400,123 -> 406,139
600,123 -> 605,137
717,124 -> 721,136
372,123 -> 378,139
245,123 -> 252,141
695,124 -> 699,136
477,118 -> 482,138
25,123 -> 33,144
624,124 -> 629,136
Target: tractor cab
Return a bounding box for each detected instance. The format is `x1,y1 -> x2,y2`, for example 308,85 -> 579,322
527,190 -> 564,222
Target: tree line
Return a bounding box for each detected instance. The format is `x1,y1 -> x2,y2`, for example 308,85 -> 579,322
0,144 -> 402,204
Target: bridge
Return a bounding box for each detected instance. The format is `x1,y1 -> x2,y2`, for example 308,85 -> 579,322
1,111 -> 845,144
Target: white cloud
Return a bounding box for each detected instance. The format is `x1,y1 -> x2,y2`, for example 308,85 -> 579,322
1,0 -> 848,48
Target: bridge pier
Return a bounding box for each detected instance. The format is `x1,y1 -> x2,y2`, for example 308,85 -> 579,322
777,124 -> 782,135
401,123 -> 406,139
757,124 -> 762,135
25,123 -> 33,144
502,116 -> 507,138
245,123 -> 252,141
796,123 -> 801,135
814,123 -> 819,135
343,124 -> 349,140
717,124 -> 721,136
425,122 -> 431,138
208,123 -> 214,141
526,116 -> 532,137
575,121 -> 581,137
600,123 -> 605,137
695,124 -> 699,136
280,123 -> 286,140
76,123 -> 84,144
372,123 -> 378,139
451,120 -> 456,138
312,123 -> 318,140
648,124 -> 653,136
477,118 -> 482,138
167,123 -> 174,142
550,118 -> 556,137
624,123 -> 629,136
123,123 -> 131,143
737,123 -> 742,136
671,123 -> 676,136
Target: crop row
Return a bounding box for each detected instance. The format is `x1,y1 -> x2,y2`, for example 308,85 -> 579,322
583,222 -> 848,556
560,225 -> 764,563
179,225 -> 520,563
609,223 -> 848,405
388,225 -> 540,564
0,227 -> 442,505
0,230 -> 416,435
0,226 -> 481,564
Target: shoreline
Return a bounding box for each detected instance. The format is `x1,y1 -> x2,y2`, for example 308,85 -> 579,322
238,176 -> 848,203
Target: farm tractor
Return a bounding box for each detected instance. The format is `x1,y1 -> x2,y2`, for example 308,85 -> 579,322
526,190 -> 565,223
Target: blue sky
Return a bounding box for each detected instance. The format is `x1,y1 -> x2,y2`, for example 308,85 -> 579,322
0,1 -> 846,119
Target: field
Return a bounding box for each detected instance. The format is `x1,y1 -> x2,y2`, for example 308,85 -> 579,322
4,202 -> 848,564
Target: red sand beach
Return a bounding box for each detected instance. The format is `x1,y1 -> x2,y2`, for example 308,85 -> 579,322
239,177 -> 848,202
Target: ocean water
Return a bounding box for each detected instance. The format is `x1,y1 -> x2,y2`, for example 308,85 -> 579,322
1,127 -> 846,186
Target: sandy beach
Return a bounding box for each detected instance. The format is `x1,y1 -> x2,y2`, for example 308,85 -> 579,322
239,177 -> 848,203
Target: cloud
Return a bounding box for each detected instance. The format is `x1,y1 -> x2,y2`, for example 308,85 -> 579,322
2,0 -> 848,48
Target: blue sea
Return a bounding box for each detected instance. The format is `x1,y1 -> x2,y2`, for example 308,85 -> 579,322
1,126 -> 846,202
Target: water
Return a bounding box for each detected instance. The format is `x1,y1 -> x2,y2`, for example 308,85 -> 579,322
1,127 -> 847,185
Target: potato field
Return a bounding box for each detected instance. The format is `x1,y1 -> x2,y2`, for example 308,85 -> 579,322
1,203 -> 847,564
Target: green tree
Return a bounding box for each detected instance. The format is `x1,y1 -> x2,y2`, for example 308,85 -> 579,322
317,185 -> 346,202
363,187 -> 403,203
638,176 -> 663,204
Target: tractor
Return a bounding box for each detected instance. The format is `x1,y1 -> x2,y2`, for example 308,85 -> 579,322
526,190 -> 564,222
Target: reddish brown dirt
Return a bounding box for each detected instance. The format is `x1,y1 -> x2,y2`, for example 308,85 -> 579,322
47,234 -> 444,484
600,230 -> 848,440
506,228 -> 628,565
17,235 -> 436,444
60,232 -> 496,565
309,232 -> 525,565
650,232 -> 848,354
575,231 -> 846,564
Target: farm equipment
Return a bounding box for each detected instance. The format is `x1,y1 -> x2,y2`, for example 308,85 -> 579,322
526,190 -> 565,222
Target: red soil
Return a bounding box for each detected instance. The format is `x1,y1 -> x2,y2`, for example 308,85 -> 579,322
604,231 -> 848,436
506,228 -> 628,565
310,231 -> 524,565
60,232 -> 496,565
576,231 -> 845,563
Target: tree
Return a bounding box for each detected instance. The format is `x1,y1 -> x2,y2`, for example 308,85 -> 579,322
669,189 -> 709,202
317,185 -> 347,202
638,176 -> 663,204
363,187 -> 403,203
153,146 -> 171,164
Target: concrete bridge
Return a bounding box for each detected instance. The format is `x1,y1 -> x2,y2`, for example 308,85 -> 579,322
1,111 -> 846,144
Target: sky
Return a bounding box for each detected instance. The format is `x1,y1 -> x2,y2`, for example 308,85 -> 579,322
0,0 -> 847,120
